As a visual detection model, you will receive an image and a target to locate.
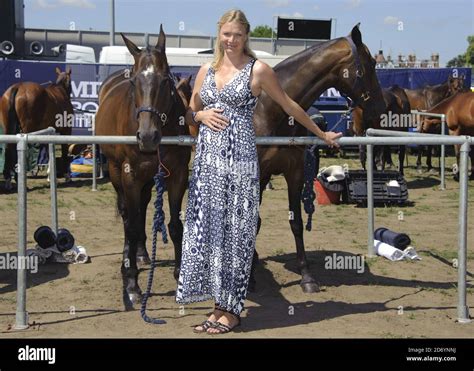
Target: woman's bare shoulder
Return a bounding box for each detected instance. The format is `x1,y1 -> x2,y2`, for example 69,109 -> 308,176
253,59 -> 272,74
194,62 -> 212,86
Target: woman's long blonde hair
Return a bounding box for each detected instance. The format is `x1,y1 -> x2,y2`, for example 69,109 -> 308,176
212,9 -> 256,70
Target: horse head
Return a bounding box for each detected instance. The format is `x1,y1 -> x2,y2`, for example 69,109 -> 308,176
121,26 -> 177,153
176,74 -> 193,108
447,75 -> 467,96
336,24 -> 386,124
54,66 -> 72,96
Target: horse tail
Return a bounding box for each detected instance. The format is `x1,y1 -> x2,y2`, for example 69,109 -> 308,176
7,86 -> 20,135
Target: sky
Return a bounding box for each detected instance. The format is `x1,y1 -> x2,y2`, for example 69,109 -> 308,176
24,0 -> 474,66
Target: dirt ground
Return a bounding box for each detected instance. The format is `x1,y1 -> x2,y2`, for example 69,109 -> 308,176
0,152 -> 473,338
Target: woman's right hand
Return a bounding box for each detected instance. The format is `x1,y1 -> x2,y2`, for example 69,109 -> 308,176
199,108 -> 229,132
323,131 -> 343,149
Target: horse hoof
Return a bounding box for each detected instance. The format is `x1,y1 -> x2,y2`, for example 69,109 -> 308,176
300,282 -> 320,293
122,291 -> 141,311
4,180 -> 13,191
137,255 -> 151,267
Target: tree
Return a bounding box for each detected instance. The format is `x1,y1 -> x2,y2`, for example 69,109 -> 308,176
465,35 -> 474,66
250,25 -> 273,38
446,54 -> 467,67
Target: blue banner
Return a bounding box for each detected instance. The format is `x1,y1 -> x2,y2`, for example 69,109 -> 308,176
0,60 -> 471,136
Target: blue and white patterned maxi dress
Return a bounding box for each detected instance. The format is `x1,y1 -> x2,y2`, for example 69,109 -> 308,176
176,58 -> 259,317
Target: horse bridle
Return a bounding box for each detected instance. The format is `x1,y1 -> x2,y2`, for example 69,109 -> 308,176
343,36 -> 372,107
131,72 -> 178,127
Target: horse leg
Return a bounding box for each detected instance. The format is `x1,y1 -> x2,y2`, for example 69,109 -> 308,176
248,171 -> 271,292
454,144 -> 461,182
3,143 -> 15,191
166,162 -> 188,280
359,144 -> 366,170
384,146 -> 394,169
426,145 -> 434,172
398,145 -> 405,175
136,181 -> 153,266
120,168 -> 144,308
61,143 -> 71,182
416,145 -> 423,173
284,167 -> 319,293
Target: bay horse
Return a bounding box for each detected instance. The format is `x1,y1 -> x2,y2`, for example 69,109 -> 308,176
95,29 -> 191,308
251,24 -> 386,292
404,75 -> 467,172
352,86 -> 411,174
421,91 -> 474,180
0,67 -> 73,190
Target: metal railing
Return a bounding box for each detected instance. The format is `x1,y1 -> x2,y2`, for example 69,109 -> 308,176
0,132 -> 470,329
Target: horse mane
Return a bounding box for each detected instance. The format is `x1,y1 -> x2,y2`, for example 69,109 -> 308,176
274,38 -> 341,73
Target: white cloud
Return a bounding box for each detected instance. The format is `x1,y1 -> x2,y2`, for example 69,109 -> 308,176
346,0 -> 361,9
313,5 -> 320,11
384,16 -> 399,25
265,0 -> 290,8
293,12 -> 304,17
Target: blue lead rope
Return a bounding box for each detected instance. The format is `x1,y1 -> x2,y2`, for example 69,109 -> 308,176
140,160 -> 169,324
301,143 -> 319,231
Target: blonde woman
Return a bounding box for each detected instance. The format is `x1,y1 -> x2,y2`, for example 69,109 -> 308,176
176,9 -> 341,335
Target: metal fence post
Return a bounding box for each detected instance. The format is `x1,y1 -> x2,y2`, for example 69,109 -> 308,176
457,139 -> 471,323
49,143 -> 58,235
15,134 -> 29,330
440,114 -> 446,190
367,144 -> 375,257
92,125 -> 97,192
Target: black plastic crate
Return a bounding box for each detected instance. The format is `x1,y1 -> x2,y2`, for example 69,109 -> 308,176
344,170 -> 409,205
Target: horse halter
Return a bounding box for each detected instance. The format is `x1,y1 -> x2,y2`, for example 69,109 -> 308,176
344,36 -> 371,107
132,72 -> 178,127
136,106 -> 168,126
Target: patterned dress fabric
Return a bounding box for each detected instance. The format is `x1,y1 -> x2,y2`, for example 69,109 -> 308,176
176,58 -> 259,316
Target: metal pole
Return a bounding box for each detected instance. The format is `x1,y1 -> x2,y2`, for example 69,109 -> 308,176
110,0 -> 115,46
440,114 -> 446,190
367,144 -> 375,257
457,140 -> 470,323
92,125 -> 97,192
15,134 -> 28,330
49,143 -> 58,235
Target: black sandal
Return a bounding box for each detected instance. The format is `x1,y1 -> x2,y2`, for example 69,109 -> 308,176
193,320 -> 216,334
207,317 -> 241,335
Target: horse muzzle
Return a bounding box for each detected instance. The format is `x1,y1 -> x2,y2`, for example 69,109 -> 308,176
136,129 -> 161,153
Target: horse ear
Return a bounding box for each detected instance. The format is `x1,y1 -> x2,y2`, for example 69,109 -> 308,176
350,23 -> 363,46
55,67 -> 61,75
66,66 -> 72,75
121,33 -> 140,58
186,74 -> 192,85
156,24 -> 166,53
